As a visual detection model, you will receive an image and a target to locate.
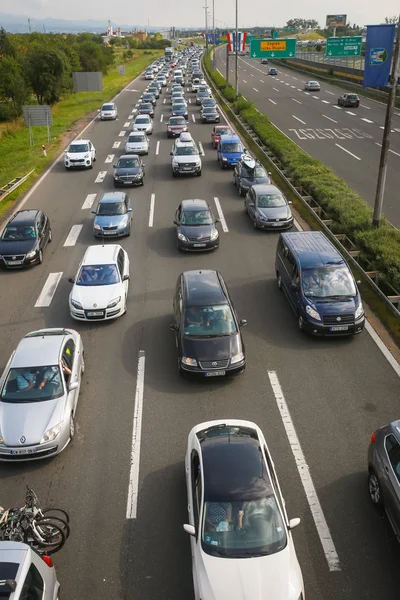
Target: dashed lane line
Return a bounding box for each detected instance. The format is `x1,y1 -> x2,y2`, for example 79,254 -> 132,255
293,115 -> 306,125
361,118 -> 374,124
105,154 -> 114,163
335,144 -> 361,160
82,194 -> 97,210
63,224 -> 83,247
95,171 -> 107,183
34,272 -> 63,308
156,141 -> 160,156
213,197 -> 228,232
118,130 -> 126,137
268,99 -> 277,105
253,87 -> 259,92
124,122 -> 130,128
322,114 -> 338,123
113,141 -> 121,149
148,193 -> 155,227
198,142 -> 205,156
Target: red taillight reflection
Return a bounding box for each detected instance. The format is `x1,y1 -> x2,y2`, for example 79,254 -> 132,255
371,431 -> 377,444
42,555 -> 54,568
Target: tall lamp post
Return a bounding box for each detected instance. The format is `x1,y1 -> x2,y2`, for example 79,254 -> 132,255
235,0 -> 239,99
204,0 -> 209,52
211,0 -> 216,69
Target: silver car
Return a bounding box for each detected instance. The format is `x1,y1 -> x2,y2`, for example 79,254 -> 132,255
368,419 -> 400,539
0,328 -> 84,461
125,131 -> 150,155
304,80 -> 320,91
0,541 -> 60,600
100,102 -> 118,120
132,114 -> 153,135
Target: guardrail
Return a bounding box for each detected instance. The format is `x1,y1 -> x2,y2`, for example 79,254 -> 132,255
0,170 -> 35,203
203,55 -> 400,320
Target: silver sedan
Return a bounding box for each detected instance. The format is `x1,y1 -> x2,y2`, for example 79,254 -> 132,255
304,80 -> 321,91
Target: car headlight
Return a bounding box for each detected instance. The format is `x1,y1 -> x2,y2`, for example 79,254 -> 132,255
107,296 -> 121,308
181,356 -> 197,366
222,157 -> 227,161
114,175 -> 121,180
71,298 -> 82,309
210,230 -> 219,240
26,250 -> 37,259
172,160 -> 179,167
178,233 -> 187,241
306,305 -> 321,321
41,423 -> 63,444
230,352 -> 244,364
94,223 -> 101,230
355,303 -> 364,320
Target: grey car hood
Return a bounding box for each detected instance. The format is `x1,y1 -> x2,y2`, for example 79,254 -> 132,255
94,215 -> 127,228
0,398 -> 65,446
257,206 -> 291,219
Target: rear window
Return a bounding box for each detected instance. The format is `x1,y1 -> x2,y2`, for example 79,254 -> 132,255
0,562 -> 19,599
347,94 -> 358,100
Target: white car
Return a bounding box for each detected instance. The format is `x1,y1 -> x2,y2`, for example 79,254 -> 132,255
132,114 -> 153,135
64,139 -> 96,169
145,71 -> 154,80
304,80 -> 320,91
100,102 -> 118,120
184,420 -> 305,600
69,245 -> 129,322
157,75 -> 167,86
191,79 -> 200,92
125,131 -> 150,155
171,139 -> 202,177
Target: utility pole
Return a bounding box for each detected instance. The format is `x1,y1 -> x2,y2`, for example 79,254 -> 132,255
373,17 -> 400,228
212,0 -> 215,69
226,41 -> 229,84
235,0 -> 239,99
28,18 -> 31,33
204,0 -> 209,52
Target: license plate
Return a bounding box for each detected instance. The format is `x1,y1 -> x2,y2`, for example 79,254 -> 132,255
205,371 -> 226,377
271,222 -> 281,226
102,231 -> 115,235
123,181 -> 132,184
9,448 -> 37,455
183,167 -> 193,171
330,325 -> 349,331
193,243 -> 206,247
8,260 -> 23,265
87,311 -> 104,317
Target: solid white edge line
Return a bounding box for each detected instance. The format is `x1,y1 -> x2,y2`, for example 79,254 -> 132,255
81,193 -> 97,210
335,144 -> 361,160
213,197 -> 228,232
199,142 -> 205,156
63,224 -> 83,247
34,272 -> 63,308
126,351 -> 146,519
155,141 -> 160,156
267,371 -> 341,572
148,193 -> 155,227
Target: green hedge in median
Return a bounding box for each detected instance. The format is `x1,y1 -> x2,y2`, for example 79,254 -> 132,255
205,51 -> 400,293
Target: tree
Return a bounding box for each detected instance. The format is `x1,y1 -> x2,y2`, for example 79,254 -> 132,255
384,16 -> 398,24
25,42 -> 70,104
0,27 -> 16,57
75,40 -> 114,73
0,55 -> 28,115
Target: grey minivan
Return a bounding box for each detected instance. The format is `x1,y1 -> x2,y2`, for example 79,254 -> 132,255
275,231 -> 365,335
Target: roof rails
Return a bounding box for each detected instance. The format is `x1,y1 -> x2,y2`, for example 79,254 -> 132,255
0,579 -> 17,592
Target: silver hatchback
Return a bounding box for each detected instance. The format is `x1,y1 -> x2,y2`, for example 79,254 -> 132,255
125,131 -> 150,155
368,420 -> 400,539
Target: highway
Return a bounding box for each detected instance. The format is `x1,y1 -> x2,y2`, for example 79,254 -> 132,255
0,62 -> 400,600
215,46 -> 400,227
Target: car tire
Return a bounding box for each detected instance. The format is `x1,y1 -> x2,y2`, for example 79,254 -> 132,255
93,154 -> 97,162
89,162 -> 93,169
238,184 -> 242,196
244,202 -> 248,213
38,250 -> 43,264
298,315 -> 304,331
277,273 -> 282,290
197,170 -> 202,177
368,470 -> 383,506
337,100 -> 341,106
48,229 -> 52,243
253,219 -> 258,229
69,413 -> 75,440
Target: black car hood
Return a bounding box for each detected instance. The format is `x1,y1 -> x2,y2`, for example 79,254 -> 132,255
182,333 -> 242,362
179,224 -> 214,238
0,239 -> 37,254
115,167 -> 142,176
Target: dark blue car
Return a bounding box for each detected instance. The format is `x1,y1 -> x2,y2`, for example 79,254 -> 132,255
217,134 -> 245,169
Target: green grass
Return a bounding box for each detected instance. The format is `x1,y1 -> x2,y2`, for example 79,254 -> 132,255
296,32 -> 325,40
0,49 -> 162,216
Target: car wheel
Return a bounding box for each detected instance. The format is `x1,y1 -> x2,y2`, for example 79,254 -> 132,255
172,171 -> 177,177
277,273 -> 282,290
93,153 -> 97,162
69,413 -> 75,440
238,184 -> 242,196
140,179 -> 144,186
244,202 -> 248,213
197,170 -> 202,177
368,470 -> 383,506
337,100 -> 341,106
38,250 -> 43,264
48,229 -> 52,243
253,219 -> 258,229
298,315 -> 304,331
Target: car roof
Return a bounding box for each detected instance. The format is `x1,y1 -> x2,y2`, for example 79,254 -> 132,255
134,114 -> 150,120
118,154 -> 139,159
0,542 -> 30,598
99,192 -> 126,203
181,199 -> 209,211
102,102 -> 115,106
252,184 -> 280,194
182,270 -> 226,306
11,329 -> 74,368
220,134 -> 240,142
82,244 -> 121,266
70,139 -> 90,144
9,210 -> 39,225
281,231 -> 345,269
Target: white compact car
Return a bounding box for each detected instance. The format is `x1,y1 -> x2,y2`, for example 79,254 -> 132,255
64,139 -> 96,169
125,131 -> 150,155
132,114 -> 153,135
100,102 -> 118,120
184,420 -> 305,600
69,245 -> 130,321
145,71 -> 154,80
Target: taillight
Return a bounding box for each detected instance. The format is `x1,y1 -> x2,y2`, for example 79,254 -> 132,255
371,431 -> 377,444
42,555 -> 54,568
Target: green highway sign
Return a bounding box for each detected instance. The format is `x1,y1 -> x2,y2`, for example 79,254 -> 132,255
250,38 -> 297,59
272,31 -> 279,39
325,36 -> 362,57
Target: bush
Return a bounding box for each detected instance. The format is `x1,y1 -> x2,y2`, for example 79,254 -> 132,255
233,96 -> 253,113
0,102 -> 13,121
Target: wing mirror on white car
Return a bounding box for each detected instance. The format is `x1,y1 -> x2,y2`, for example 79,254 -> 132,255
183,524 -> 196,536
68,381 -> 79,392
68,277 -> 75,284
288,517 -> 301,530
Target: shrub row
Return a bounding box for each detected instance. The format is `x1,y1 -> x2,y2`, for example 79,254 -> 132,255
204,52 -> 400,292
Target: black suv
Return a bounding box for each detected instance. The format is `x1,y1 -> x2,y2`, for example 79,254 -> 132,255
0,209 -> 52,268
170,270 -> 247,378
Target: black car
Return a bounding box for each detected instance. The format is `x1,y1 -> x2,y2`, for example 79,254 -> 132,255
137,102 -> 154,118
142,92 -> 156,106
0,209 -> 51,268
268,68 -> 278,76
338,93 -> 360,108
113,154 -> 145,187
170,269 -> 247,378
261,58 -> 269,64
174,199 -> 219,252
200,106 -> 220,123
234,159 -> 272,196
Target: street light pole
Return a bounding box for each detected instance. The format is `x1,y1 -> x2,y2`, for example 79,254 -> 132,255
373,17 -> 400,228
235,0 -> 239,99
212,0 -> 215,68
204,0 -> 209,52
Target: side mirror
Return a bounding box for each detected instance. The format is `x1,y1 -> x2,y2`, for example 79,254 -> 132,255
288,517 -> 301,530
170,151 -> 173,155
268,171 -> 272,176
215,218 -> 220,224
290,283 -> 298,292
127,208 -> 133,212
288,200 -> 293,205
239,319 -> 248,327
169,323 -> 177,331
64,149 -> 67,153
68,381 -> 79,392
183,524 -> 196,537
122,274 -> 130,281
173,220 -> 177,225
91,210 -> 96,214
68,277 -> 75,284
113,164 -> 117,168
357,280 -> 361,285
249,202 -> 254,208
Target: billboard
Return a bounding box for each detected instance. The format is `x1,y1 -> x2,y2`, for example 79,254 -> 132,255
363,24 -> 396,88
326,14 -> 347,27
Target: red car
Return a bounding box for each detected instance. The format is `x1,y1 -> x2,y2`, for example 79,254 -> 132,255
211,125 -> 234,149
167,116 -> 188,138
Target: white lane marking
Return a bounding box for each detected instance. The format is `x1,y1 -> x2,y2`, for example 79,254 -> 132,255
260,79 -> 264,83
188,98 -> 191,104
297,88 -> 302,92
243,69 -> 246,72
119,130 -> 126,137
126,351 -> 146,520
333,105 -> 342,110
253,87 -> 259,92
361,118 -> 374,124
230,69 -> 233,72
192,114 -> 196,123
199,142 -> 205,156
241,96 -> 248,101
292,76 -> 298,80
132,109 -> 137,114
322,114 -> 338,123
105,154 -> 114,163
335,144 -> 361,160
293,115 -> 306,125
268,99 -> 277,105
322,100 -> 330,104
34,272 -> 63,308
273,87 -> 279,92
285,83 -> 290,86
217,68 -> 223,76
326,90 -> 335,95
95,171 -> 107,183
390,148 -> 400,157
213,197 -> 228,232
346,111 -> 356,116
312,95 -> 320,99
128,115 -> 133,120
304,91 -> 310,95
124,122 -> 130,127
267,371 -> 341,572
82,193 -> 97,210
64,224 -> 83,247
156,141 -> 160,156
160,114 -> 164,122
163,98 -> 166,104
243,79 -> 247,83
148,193 -> 155,227
113,141 -> 121,148
365,322 -> 400,377
292,98 -> 302,105
361,105 -> 371,110
250,73 -> 254,77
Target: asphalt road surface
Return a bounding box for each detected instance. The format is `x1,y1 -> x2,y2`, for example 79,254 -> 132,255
1,65 -> 400,600
216,47 -> 400,227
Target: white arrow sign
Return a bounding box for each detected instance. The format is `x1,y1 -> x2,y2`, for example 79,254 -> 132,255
271,52 -> 275,57
253,53 -> 256,57
289,52 -> 293,57
328,51 -> 332,56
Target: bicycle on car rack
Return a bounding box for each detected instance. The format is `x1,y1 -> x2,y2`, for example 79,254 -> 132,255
0,486 -> 70,555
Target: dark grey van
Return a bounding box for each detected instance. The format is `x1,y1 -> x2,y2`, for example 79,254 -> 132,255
275,231 -> 365,335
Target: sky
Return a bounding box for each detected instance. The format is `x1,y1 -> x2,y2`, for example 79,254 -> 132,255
3,0 -> 399,29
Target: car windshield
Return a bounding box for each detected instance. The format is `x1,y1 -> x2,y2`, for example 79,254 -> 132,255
301,266 -> 356,298
128,135 -> 145,143
97,202 -> 126,216
136,117 -> 149,124
76,264 -> 119,286
1,366 -> 64,402
170,117 -> 186,125
215,127 -> 232,136
175,146 -> 197,155
173,104 -> 185,110
102,104 -> 114,111
140,104 -> 152,109
241,166 -> 267,178
69,144 -> 88,153
1,225 -> 37,241
198,91 -> 208,96
184,304 -> 237,337
143,94 -> 153,100
256,193 -> 286,208
117,158 -> 140,168
203,99 -> 215,105
181,210 -> 213,225
222,143 -> 242,152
